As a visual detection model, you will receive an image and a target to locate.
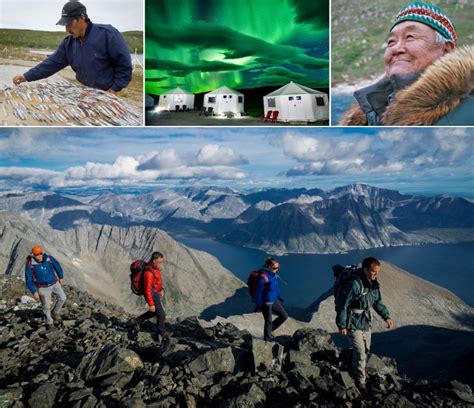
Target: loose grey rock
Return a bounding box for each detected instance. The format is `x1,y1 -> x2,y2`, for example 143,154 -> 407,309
77,344 -> 143,380
251,339 -> 284,372
28,383 -> 58,408
188,347 -> 235,376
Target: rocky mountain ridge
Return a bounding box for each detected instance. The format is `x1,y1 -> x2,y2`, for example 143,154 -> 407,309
1,184 -> 473,254
1,277 -> 474,407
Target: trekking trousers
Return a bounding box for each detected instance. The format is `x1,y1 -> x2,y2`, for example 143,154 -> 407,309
349,329 -> 372,385
261,300 -> 288,341
137,292 -> 166,334
37,282 -> 67,325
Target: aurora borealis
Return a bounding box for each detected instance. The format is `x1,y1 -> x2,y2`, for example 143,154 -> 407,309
145,0 -> 329,95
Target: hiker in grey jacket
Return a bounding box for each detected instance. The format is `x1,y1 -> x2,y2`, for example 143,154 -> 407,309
336,257 -> 393,388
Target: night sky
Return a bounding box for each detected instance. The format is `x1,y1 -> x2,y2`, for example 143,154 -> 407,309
145,0 -> 329,95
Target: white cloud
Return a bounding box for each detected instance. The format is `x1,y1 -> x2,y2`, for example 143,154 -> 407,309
0,148 -> 247,190
282,132 -> 372,162
137,150 -> 183,170
195,144 -> 248,166
283,129 -> 474,177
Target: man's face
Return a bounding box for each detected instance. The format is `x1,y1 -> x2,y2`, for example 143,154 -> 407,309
271,262 -> 280,273
152,257 -> 164,268
65,15 -> 87,39
33,253 -> 44,263
384,21 -> 451,76
364,264 -> 380,281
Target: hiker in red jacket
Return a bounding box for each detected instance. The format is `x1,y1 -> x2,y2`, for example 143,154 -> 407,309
131,251 -> 169,340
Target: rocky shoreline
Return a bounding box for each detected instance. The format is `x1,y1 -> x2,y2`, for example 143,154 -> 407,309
1,277 -> 473,407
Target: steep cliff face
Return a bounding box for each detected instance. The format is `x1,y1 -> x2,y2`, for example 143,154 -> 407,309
221,198 -> 414,254
0,213 -> 248,317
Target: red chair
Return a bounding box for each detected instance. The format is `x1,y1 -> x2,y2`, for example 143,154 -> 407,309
271,110 -> 279,123
262,110 -> 272,122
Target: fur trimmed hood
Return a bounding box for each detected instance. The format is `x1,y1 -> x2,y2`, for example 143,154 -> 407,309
339,46 -> 474,126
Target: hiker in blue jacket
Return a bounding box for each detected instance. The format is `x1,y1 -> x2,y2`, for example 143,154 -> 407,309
25,245 -> 67,328
12,1 -> 132,94
254,257 -> 288,342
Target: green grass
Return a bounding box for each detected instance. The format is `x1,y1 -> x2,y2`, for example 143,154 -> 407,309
332,0 -> 474,84
0,29 -> 143,53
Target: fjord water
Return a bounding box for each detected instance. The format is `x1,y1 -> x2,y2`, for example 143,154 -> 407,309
177,236 -> 474,308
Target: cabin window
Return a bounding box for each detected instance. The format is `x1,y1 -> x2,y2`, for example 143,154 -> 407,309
238,96 -> 243,103
267,98 -> 276,108
229,95 -> 233,99
296,96 -> 302,101
316,97 -> 325,106
163,95 -> 167,99
208,97 -> 216,103
289,96 -> 294,101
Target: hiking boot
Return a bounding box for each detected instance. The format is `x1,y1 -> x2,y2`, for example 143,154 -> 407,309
153,331 -> 170,343
131,318 -> 141,332
52,314 -> 62,324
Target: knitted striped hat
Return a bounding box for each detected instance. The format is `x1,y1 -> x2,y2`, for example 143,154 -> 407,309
391,2 -> 457,46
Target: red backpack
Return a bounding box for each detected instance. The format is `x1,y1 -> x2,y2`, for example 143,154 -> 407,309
130,259 -> 147,295
247,270 -> 269,299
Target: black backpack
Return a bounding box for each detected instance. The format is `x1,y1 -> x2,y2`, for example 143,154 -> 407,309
332,264 -> 368,310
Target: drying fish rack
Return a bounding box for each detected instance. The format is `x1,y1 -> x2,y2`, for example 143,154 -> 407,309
0,80 -> 142,126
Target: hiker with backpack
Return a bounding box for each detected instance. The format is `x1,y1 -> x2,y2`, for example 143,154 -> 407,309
130,251 -> 169,341
335,256 -> 394,390
24,245 -> 67,328
250,257 -> 288,342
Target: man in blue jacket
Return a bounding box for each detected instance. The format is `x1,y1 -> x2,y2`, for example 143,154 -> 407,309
254,257 -> 288,342
25,245 -> 67,328
12,1 -> 132,94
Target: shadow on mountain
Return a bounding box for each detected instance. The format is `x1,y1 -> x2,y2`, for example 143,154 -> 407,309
332,325 -> 474,387
160,217 -> 234,237
298,287 -> 333,322
453,311 -> 474,329
199,288 -> 254,320
49,210 -> 140,230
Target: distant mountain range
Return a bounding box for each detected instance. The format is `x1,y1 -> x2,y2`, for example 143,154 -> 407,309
1,183 -> 473,254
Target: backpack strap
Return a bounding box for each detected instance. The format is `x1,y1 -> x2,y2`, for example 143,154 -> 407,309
26,255 -> 36,282
351,277 -> 371,310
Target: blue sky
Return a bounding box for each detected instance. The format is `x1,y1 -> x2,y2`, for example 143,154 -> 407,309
0,127 -> 472,197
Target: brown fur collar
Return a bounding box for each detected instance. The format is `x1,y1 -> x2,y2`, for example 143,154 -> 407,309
339,46 -> 474,126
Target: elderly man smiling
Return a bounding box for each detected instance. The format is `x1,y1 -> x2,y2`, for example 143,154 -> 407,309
340,2 -> 473,126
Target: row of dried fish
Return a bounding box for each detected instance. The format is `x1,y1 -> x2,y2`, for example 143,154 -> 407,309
0,79 -> 142,126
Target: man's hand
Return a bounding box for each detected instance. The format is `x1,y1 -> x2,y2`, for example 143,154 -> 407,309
339,328 -> 348,336
386,318 -> 394,329
149,305 -> 156,313
106,88 -> 118,95
59,279 -> 64,285
33,292 -> 40,301
13,75 -> 26,85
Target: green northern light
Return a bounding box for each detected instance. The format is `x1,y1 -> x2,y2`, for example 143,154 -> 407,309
145,0 -> 329,95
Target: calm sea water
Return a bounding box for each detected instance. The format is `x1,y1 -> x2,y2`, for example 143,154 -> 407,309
331,93 -> 354,125
176,236 -> 474,308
